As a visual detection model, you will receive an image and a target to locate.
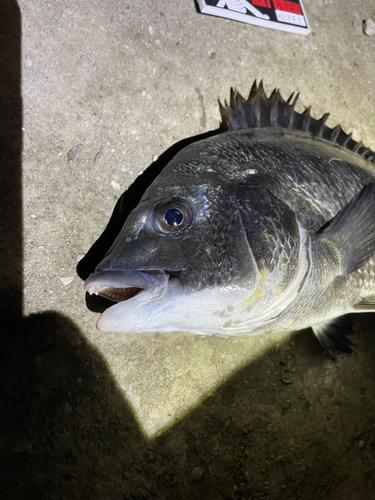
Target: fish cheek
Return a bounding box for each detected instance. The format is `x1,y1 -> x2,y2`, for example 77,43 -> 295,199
176,195 -> 256,290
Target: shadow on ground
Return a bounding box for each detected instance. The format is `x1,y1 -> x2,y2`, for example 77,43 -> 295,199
1,312 -> 375,500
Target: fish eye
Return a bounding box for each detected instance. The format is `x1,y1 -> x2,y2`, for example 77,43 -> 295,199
155,200 -> 192,233
164,208 -> 183,226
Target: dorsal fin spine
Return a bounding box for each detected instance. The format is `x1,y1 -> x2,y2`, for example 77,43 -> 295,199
220,81 -> 375,164
302,107 -> 311,132
254,93 -> 261,126
316,113 -> 329,138
330,125 -> 342,143
286,93 -> 299,129
342,131 -> 352,148
270,90 -> 280,127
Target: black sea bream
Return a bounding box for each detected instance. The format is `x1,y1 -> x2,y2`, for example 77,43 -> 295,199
84,82 -> 375,355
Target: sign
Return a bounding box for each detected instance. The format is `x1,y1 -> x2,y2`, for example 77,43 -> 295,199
197,0 -> 310,35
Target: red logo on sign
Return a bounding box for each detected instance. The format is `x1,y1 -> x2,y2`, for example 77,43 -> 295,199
272,0 -> 302,15
252,0 -> 271,7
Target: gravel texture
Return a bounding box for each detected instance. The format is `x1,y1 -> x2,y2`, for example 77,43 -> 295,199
1,0 -> 375,498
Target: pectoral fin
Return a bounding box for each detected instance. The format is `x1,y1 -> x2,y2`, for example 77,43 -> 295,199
318,183 -> 375,275
312,315 -> 355,356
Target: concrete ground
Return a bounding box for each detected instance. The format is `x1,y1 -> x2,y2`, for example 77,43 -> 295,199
2,0 -> 375,498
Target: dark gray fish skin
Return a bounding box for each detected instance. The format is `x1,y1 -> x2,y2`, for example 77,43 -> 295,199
187,127 -> 375,230
97,129 -> 304,294
84,83 -> 375,352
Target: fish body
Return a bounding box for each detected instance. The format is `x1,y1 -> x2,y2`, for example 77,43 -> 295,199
83,83 -> 375,354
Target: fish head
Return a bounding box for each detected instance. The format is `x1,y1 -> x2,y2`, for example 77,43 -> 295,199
85,135 -> 302,335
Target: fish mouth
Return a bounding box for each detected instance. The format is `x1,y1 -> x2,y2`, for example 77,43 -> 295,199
84,270 -> 171,325
85,281 -> 144,304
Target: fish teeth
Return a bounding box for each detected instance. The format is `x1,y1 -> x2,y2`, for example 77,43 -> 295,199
87,285 -> 106,296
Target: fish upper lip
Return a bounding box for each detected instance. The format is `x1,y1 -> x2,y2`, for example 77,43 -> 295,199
84,269 -> 171,303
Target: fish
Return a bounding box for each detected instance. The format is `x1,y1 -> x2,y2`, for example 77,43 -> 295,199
82,81 -> 375,355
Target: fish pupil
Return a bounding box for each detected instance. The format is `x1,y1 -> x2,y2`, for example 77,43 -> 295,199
164,208 -> 183,227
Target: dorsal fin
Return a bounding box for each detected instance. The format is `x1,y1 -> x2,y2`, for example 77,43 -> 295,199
219,80 -> 375,163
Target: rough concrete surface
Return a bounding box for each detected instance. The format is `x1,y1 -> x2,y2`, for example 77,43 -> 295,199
1,0 -> 375,498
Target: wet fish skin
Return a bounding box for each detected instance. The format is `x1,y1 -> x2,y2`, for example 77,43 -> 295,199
83,82 -> 375,354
